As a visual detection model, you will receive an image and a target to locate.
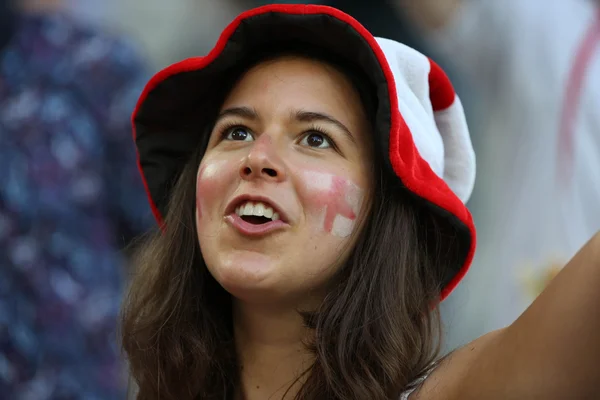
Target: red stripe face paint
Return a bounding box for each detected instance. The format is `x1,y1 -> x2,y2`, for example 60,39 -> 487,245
323,176 -> 357,232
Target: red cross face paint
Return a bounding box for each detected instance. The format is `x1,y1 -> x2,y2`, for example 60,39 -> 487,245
299,170 -> 364,238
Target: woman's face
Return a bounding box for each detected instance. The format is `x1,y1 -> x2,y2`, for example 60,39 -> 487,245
196,55 -> 374,305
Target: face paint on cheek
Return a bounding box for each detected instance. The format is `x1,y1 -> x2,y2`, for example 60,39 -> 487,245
196,160 -> 229,222
301,171 -> 364,238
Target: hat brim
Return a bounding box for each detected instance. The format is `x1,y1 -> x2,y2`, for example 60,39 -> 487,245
132,4 -> 475,300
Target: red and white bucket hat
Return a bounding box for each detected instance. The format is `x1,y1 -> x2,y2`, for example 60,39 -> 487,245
132,4 -> 476,300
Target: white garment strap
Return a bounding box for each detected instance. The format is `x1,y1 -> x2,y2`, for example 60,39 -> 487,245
399,360 -> 441,399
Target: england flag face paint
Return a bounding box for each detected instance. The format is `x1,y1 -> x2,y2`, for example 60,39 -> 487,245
298,170 -> 364,238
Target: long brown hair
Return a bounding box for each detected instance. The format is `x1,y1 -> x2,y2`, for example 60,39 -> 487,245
121,51 -> 454,400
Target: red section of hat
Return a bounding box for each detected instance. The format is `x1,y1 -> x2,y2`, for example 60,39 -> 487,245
427,58 -> 456,111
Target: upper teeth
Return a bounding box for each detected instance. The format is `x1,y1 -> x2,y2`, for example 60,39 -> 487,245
235,201 -> 280,221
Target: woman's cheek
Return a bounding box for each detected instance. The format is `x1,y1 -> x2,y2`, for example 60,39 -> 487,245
299,170 -> 365,238
196,159 -> 232,222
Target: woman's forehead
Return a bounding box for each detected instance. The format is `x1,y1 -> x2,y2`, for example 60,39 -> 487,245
220,56 -> 371,133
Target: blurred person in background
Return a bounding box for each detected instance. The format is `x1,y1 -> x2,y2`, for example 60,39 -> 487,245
0,0 -> 152,398
250,0 -> 426,49
95,0 -> 246,69
393,0 -> 600,349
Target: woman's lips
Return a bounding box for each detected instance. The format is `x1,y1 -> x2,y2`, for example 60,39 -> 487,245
225,213 -> 288,237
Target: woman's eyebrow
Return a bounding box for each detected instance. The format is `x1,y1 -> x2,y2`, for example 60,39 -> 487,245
217,106 -> 259,121
293,110 -> 356,144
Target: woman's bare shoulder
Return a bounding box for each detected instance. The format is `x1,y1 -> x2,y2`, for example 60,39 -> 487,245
410,328 -> 506,399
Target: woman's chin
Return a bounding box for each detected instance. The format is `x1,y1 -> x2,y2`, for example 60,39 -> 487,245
208,251 -> 286,301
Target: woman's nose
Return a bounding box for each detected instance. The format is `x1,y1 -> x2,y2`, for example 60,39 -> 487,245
240,134 -> 287,182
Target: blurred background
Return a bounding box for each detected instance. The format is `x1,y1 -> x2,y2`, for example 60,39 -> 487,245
1,0 -> 599,398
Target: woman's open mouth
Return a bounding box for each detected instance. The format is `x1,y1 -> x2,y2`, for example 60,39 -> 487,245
226,200 -> 287,236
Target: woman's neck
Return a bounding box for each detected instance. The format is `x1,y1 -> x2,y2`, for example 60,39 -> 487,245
233,301 -> 314,400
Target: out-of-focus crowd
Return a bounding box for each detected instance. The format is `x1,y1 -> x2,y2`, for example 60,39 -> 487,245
1,0 -> 599,398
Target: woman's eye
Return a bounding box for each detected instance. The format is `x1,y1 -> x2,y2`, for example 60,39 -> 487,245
300,132 -> 331,149
224,127 -> 254,142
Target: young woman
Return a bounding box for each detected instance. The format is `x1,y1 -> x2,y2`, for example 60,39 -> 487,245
121,4 -> 600,399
